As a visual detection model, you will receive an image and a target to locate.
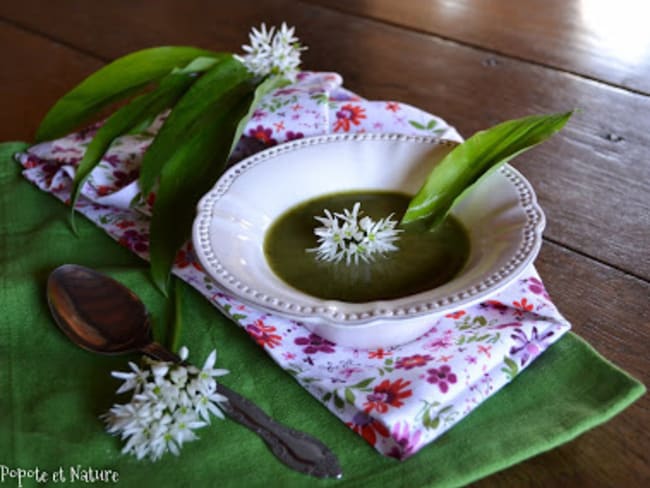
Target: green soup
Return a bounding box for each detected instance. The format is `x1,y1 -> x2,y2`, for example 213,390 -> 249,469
264,191 -> 470,303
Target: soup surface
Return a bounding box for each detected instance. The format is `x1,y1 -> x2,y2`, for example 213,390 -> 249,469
264,191 -> 470,302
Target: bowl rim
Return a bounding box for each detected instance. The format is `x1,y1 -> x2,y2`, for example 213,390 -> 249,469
193,132 -> 545,326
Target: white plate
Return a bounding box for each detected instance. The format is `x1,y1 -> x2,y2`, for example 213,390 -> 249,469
192,133 -> 545,348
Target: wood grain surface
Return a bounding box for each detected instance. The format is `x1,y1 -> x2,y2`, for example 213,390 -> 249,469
307,0 -> 650,95
1,1 -> 647,486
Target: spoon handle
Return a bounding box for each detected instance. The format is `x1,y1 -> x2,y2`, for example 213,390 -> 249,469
217,383 -> 342,478
143,342 -> 342,479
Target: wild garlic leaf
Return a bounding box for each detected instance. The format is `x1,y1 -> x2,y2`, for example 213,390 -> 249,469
36,46 -> 221,142
69,71 -> 199,231
401,111 -> 573,229
149,83 -> 256,293
229,74 -> 290,154
138,55 -> 253,197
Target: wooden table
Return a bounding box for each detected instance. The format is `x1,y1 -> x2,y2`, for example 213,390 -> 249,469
1,1 -> 648,485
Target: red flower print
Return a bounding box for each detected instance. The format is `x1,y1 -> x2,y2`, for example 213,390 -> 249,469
363,378 -> 412,414
480,300 -> 509,314
174,243 -> 203,272
513,297 -> 534,316
273,121 -> 285,131
368,348 -> 392,359
347,412 -> 389,446
118,229 -> 149,254
395,354 -> 433,370
478,344 -> 492,358
23,156 -> 40,169
96,185 -> 112,196
445,310 -> 466,319
385,102 -> 400,112
425,365 -> 457,393
246,319 -> 282,349
248,125 -> 278,146
333,104 -> 367,132
115,220 -> 135,229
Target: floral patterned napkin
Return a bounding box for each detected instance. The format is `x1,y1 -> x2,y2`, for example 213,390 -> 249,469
16,72 -> 571,459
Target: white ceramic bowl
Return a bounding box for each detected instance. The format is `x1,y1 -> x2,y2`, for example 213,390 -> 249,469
192,133 -> 545,348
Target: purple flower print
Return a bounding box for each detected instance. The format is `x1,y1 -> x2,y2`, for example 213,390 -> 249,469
103,153 -> 124,168
274,87 -> 299,96
527,277 -> 551,300
251,108 -> 267,121
118,229 -> 149,254
294,333 -> 336,354
425,336 -> 452,351
73,121 -> 102,142
285,130 -> 304,141
112,169 -> 139,188
346,411 -> 389,446
395,354 -> 433,370
387,422 -> 422,460
248,125 -> 277,146
425,365 -> 457,393
510,327 -> 554,366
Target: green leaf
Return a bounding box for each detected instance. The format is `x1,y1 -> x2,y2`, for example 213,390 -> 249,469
170,277 -> 184,352
401,111 -> 573,229
229,74 -> 289,154
334,394 -> 344,410
148,81 -> 256,292
422,408 -> 433,428
344,388 -> 356,405
473,315 -> 487,326
36,46 -> 222,141
502,356 -> 520,380
68,71 -> 198,231
172,56 -> 222,75
426,119 -> 438,130
409,120 -> 426,130
138,56 -> 252,197
352,378 -> 375,389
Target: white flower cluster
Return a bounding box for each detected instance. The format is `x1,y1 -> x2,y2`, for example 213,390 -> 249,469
101,347 -> 229,461
309,202 -> 403,265
236,23 -> 306,81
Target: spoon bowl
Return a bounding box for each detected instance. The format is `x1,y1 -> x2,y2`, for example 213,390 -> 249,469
47,264 -> 152,355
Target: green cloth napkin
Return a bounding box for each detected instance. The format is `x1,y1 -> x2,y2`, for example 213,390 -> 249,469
0,141 -> 644,488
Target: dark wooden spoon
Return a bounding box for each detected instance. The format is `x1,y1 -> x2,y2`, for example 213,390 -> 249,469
46,264 -> 342,479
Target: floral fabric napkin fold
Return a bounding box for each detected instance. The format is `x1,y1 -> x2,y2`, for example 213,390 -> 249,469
16,71 -> 571,459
